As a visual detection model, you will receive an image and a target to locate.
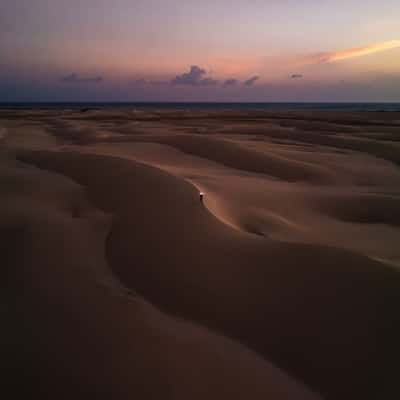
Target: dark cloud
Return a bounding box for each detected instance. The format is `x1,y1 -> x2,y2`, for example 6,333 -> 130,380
223,79 -> 238,87
171,65 -> 205,85
291,74 -> 303,79
200,77 -> 219,86
171,65 -> 218,86
62,73 -> 103,83
136,69 -> 258,89
244,76 -> 259,86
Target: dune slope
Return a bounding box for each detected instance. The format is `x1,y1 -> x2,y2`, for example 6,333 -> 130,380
1,154 -> 319,400
20,150 -> 400,400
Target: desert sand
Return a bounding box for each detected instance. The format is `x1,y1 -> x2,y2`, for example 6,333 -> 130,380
1,107 -> 400,399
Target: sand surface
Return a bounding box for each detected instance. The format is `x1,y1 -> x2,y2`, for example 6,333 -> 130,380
2,108 -> 400,399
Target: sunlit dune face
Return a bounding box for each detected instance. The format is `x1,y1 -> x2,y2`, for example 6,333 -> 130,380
318,40 -> 400,63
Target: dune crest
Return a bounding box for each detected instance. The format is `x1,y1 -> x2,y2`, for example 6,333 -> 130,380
2,153 -> 319,399
2,108 -> 400,399
19,149 -> 400,400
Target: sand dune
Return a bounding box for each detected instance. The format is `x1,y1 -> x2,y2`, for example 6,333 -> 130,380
2,108 -> 400,399
315,192 -> 400,226
19,149 -> 400,399
76,139 -> 400,266
106,134 -> 338,184
1,153 -> 319,400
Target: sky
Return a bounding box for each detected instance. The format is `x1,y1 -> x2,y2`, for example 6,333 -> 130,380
1,0 -> 399,102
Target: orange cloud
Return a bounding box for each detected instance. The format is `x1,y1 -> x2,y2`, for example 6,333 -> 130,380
318,40 -> 400,63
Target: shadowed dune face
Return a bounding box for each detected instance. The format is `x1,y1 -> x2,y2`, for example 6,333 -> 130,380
69,138 -> 400,266
4,108 -> 398,264
1,154 -> 319,400
19,150 -> 400,400
2,108 -> 400,399
105,134 -> 338,184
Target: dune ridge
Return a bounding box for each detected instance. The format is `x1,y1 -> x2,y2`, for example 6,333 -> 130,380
2,108 -> 400,399
2,152 -> 319,400
19,149 -> 400,399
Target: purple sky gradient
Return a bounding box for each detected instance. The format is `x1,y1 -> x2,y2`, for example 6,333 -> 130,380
1,0 -> 399,101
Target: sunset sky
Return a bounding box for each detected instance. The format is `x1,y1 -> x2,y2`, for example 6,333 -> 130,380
1,0 -> 399,101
